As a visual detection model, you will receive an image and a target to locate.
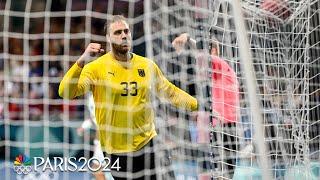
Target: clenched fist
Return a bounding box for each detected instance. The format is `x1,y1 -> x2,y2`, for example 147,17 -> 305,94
172,33 -> 189,54
77,43 -> 105,67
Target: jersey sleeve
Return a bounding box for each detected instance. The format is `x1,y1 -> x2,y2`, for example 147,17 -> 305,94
58,63 -> 94,99
153,63 -> 198,111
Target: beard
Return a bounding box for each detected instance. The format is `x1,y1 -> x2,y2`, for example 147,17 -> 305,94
111,42 -> 130,55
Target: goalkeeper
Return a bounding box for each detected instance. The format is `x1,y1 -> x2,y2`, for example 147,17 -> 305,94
59,15 -> 198,180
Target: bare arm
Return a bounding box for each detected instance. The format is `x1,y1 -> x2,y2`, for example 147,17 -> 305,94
172,33 -> 197,54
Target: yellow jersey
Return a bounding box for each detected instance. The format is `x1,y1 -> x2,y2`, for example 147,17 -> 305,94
59,52 -> 198,154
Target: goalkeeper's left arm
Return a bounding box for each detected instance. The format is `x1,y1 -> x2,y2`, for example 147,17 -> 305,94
153,62 -> 198,111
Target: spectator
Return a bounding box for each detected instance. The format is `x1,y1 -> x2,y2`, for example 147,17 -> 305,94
172,33 -> 240,179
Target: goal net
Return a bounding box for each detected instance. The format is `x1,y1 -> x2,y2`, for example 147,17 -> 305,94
0,0 -> 319,179
145,0 -> 320,179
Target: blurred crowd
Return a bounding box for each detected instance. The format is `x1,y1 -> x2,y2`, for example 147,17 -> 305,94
0,0 -> 144,121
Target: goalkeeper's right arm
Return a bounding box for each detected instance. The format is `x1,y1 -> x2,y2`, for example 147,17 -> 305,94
58,43 -> 104,99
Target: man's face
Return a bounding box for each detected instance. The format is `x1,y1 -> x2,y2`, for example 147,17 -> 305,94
108,20 -> 132,54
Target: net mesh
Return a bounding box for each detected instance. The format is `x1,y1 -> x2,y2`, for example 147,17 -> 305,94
0,0 -> 319,179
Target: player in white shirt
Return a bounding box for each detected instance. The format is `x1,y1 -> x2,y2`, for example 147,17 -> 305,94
77,92 -> 107,180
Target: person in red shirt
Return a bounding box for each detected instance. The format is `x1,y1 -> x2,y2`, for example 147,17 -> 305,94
172,33 -> 239,179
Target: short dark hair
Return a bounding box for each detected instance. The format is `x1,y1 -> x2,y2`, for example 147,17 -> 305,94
103,15 -> 128,35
